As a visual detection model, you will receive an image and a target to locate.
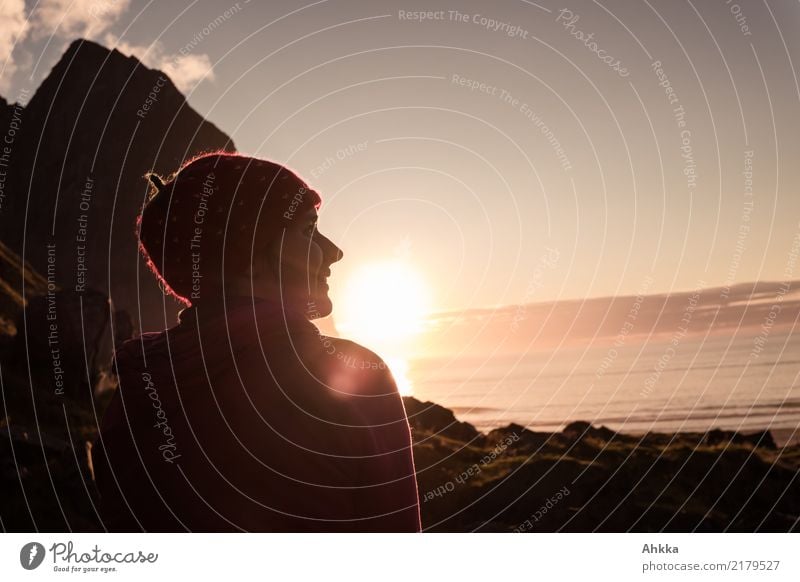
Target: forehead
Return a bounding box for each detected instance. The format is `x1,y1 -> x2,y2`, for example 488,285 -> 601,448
301,207 -> 318,219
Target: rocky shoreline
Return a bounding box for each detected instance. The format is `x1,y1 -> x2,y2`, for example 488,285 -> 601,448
402,397 -> 800,532
1,388 -> 797,532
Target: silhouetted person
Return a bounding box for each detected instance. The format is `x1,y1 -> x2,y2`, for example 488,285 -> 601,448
92,153 -> 421,532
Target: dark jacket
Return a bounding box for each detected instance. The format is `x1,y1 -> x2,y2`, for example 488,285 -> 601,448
92,296 -> 421,532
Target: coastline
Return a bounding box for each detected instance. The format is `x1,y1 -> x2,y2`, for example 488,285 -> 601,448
403,396 -> 800,532
462,420 -> 800,449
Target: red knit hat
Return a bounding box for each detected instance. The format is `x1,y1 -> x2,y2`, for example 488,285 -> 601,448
138,152 -> 322,306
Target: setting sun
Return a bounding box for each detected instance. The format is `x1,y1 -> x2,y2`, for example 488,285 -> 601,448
335,260 -> 431,395
336,260 -> 431,342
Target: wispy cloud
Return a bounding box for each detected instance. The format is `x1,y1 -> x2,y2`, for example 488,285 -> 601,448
28,0 -> 130,41
0,0 -> 30,92
105,33 -> 214,93
0,0 -> 214,95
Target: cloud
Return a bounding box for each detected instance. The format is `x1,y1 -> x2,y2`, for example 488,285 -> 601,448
159,53 -> 215,93
29,0 -> 131,41
105,34 -> 214,93
0,0 -> 214,95
0,0 -> 31,92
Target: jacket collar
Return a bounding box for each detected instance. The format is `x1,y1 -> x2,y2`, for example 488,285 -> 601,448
178,294 -> 313,329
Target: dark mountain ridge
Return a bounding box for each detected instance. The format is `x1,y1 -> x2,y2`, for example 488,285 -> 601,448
0,38 -> 235,331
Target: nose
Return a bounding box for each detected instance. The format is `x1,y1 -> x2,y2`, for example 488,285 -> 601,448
317,231 -> 343,264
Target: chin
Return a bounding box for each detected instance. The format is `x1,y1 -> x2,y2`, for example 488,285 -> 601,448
306,294 -> 332,319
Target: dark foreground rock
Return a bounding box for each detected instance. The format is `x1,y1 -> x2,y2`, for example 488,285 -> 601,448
402,397 -> 800,532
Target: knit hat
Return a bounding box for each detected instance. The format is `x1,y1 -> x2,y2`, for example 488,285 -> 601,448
138,152 -> 322,306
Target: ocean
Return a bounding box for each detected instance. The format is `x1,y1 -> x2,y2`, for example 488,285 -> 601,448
407,327 -> 800,443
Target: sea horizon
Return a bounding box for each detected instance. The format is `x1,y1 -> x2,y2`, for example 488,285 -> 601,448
406,324 -> 800,447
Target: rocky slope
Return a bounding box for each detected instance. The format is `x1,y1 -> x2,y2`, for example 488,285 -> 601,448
404,397 -> 799,532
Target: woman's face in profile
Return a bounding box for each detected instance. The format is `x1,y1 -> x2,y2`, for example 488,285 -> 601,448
272,206 -> 343,319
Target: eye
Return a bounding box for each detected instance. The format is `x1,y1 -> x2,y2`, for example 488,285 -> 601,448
305,221 -> 317,236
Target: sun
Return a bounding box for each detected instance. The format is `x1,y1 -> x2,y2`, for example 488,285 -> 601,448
336,260 -> 431,343
335,260 -> 431,395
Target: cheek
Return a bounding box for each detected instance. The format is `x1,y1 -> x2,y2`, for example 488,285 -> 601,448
280,235 -> 322,276
308,240 -> 324,270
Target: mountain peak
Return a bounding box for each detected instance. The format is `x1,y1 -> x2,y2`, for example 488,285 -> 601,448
0,38 -> 235,331
63,37 -> 114,59
60,37 -> 166,79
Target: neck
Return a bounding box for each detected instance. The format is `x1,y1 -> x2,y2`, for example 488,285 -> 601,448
189,292 -> 309,321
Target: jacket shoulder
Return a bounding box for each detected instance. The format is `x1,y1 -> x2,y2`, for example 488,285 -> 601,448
316,336 -> 399,396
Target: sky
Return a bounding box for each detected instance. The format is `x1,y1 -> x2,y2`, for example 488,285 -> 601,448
2,0 -> 799,318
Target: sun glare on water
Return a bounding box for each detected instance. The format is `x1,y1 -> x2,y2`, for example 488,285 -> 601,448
336,260 -> 431,396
